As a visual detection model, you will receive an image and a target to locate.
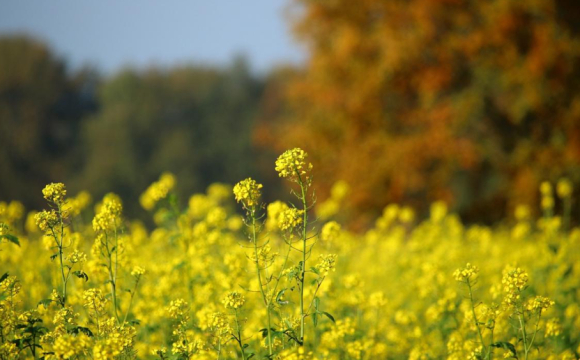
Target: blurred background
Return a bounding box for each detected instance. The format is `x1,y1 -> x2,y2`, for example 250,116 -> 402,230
1,0 -> 580,229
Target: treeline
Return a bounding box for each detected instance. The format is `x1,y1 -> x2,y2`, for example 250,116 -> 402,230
3,0 -> 580,229
0,36 -> 274,219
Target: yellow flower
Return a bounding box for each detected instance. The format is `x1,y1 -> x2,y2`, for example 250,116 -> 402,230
83,289 -> 107,316
131,266 -> 146,277
540,181 -> 553,196
266,201 -> 289,230
42,183 -> 67,204
222,291 -> 245,310
66,249 -> 87,264
275,148 -> 313,179
139,172 -> 176,210
316,254 -> 337,274
233,178 -> 263,207
167,299 -> 189,320
453,263 -> 479,282
557,178 -> 573,198
34,210 -> 59,232
545,318 -> 562,337
527,296 -> 554,313
321,221 -> 341,242
278,207 -> 304,231
502,266 -> 529,307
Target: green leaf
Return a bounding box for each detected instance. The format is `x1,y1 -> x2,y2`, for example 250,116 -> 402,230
173,261 -> 187,270
276,288 -> 288,305
73,270 -> 89,282
37,299 -> 52,309
491,342 -> 518,358
309,266 -> 320,275
68,326 -> 94,337
259,328 -> 276,338
0,272 -> 9,283
312,312 -> 318,327
50,253 -> 58,261
0,234 -> 20,246
314,297 -> 320,311
321,311 -> 336,323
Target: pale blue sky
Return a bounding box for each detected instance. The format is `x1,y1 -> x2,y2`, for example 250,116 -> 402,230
0,0 -> 305,74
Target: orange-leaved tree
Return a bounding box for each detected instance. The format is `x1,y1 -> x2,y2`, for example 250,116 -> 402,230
256,0 -> 580,227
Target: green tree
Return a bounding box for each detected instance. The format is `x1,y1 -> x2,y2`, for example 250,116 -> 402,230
0,36 -> 96,211
78,57 -> 265,218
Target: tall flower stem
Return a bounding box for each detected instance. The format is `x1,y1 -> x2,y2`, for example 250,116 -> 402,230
467,278 -> 487,359
234,309 -> 247,360
250,211 -> 273,356
297,175 -> 308,346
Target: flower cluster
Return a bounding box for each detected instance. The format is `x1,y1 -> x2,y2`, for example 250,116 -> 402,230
316,254 -> 338,274
66,249 -> 87,264
321,221 -> 341,242
266,201 -> 289,230
139,172 -> 176,210
83,289 -> 107,316
222,291 -> 245,310
540,181 -> 554,211
275,147 -> 313,179
233,178 -> 263,208
557,178 -> 573,198
34,210 -> 59,232
167,299 -> 189,320
42,182 -> 67,204
453,263 -> 479,282
527,296 -> 555,313
68,191 -> 92,217
278,207 -> 304,231
131,266 -> 146,277
92,193 -> 123,233
502,266 -> 529,306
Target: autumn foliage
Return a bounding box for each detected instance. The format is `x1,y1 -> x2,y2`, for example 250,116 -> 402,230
255,0 -> 580,227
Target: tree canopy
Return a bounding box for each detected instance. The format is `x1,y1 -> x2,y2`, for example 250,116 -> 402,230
256,0 -> 580,227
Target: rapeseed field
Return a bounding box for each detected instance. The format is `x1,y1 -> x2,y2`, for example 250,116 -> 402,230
1,149 -> 578,359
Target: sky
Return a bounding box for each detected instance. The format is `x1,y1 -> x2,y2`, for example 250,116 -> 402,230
0,0 -> 305,74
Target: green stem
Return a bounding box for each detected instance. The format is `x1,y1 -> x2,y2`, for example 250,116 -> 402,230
216,338 -> 221,360
306,277 -> 325,315
234,309 -> 247,360
526,312 -> 541,355
105,233 -> 119,322
563,197 -> 572,231
250,213 -> 272,356
518,308 -> 528,360
487,327 -> 494,360
123,277 -> 141,324
298,179 -> 308,346
114,223 -> 120,323
52,220 -> 67,307
467,279 -> 487,359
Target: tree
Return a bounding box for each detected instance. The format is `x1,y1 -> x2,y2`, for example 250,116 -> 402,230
256,0 -> 580,227
77,58 -> 266,217
0,36 -> 96,210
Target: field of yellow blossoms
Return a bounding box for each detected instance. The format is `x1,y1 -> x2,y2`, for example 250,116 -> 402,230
1,148 -> 579,359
